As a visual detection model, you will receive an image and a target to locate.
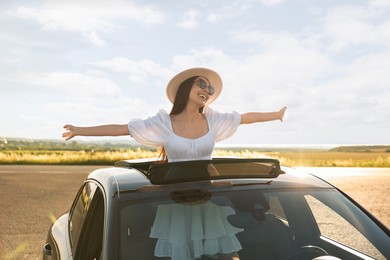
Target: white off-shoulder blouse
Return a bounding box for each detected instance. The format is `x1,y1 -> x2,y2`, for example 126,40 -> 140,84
127,107 -> 241,162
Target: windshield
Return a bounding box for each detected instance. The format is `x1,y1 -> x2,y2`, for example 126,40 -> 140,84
118,188 -> 389,260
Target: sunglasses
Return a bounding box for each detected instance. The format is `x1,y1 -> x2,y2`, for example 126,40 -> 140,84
196,78 -> 215,96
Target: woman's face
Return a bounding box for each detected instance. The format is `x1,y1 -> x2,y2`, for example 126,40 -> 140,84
189,77 -> 212,106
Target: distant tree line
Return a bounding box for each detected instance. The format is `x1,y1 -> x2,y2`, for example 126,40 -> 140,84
0,138 -> 155,152
329,145 -> 390,153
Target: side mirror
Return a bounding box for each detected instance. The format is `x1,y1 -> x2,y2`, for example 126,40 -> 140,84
43,243 -> 52,256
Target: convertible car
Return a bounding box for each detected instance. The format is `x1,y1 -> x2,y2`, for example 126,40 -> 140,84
43,158 -> 390,260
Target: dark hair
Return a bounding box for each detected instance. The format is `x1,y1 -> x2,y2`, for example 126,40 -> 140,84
170,76 -> 198,115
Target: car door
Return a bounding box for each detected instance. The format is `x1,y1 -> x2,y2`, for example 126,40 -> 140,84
68,181 -> 105,260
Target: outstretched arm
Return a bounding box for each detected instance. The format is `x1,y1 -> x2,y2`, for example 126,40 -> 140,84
62,124 -> 130,141
240,107 -> 287,124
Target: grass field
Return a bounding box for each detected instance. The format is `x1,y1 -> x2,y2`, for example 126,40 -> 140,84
1,148 -> 389,167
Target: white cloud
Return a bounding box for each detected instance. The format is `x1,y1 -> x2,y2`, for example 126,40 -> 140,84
230,30 -> 336,80
231,4 -> 389,53
370,0 -> 390,7
178,9 -> 199,29
92,58 -> 172,84
13,71 -> 121,98
231,30 -> 292,47
171,48 -> 229,69
319,4 -> 390,51
84,31 -> 106,47
206,2 -> 250,23
11,0 -> 165,46
50,95 -> 161,124
319,51 -> 390,103
256,0 -> 286,6
228,7 -> 390,115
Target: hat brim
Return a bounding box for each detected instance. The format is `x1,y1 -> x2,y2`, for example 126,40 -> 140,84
166,67 -> 222,105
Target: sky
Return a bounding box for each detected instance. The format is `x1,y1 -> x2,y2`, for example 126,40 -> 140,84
1,0 -> 389,146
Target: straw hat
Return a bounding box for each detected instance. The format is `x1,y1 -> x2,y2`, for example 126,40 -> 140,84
166,67 -> 222,105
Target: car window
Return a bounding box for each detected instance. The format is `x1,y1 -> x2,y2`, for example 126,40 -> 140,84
119,189 -> 294,260
305,194 -> 384,259
268,194 -> 288,223
69,182 -> 99,254
74,187 -> 104,260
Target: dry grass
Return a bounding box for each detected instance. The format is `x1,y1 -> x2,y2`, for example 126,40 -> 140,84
213,150 -> 390,167
0,148 -> 158,165
268,151 -> 390,167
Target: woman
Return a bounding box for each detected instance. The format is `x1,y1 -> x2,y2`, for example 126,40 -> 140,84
63,67 -> 286,162
63,67 -> 286,260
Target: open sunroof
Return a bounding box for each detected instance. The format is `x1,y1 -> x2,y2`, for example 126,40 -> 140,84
116,158 -> 284,185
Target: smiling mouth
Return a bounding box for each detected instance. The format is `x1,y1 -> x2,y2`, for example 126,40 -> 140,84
199,94 -> 207,100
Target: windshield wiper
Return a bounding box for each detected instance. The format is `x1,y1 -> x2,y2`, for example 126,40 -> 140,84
231,180 -> 273,186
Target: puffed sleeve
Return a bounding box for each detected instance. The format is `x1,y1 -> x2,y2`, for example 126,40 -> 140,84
127,109 -> 171,147
205,107 -> 241,142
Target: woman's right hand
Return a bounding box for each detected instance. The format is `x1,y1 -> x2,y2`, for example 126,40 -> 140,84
62,124 -> 76,141
278,107 -> 287,122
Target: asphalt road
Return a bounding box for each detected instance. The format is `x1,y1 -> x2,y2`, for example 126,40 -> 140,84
0,165 -> 389,259
0,165 -> 108,260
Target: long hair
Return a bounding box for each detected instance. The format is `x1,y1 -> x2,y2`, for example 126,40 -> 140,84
158,76 -> 201,162
170,76 -> 198,115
